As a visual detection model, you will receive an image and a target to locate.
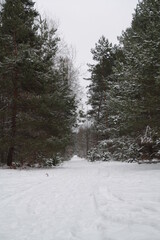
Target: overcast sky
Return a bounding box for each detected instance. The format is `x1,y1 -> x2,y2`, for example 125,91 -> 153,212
35,0 -> 139,102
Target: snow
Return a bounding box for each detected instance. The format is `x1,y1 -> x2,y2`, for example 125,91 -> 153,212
0,156 -> 160,240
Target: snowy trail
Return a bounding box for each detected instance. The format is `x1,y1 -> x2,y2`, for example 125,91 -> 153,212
0,156 -> 160,240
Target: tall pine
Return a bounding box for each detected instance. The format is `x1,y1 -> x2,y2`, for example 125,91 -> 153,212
0,0 -> 77,166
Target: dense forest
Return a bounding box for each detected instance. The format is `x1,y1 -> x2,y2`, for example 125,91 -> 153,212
77,0 -> 160,163
1,0 -> 160,167
0,0 -> 78,167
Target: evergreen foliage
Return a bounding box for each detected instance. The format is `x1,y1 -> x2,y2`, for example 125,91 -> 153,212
87,0 -> 160,162
87,36 -> 120,141
0,0 -> 77,167
118,0 -> 160,134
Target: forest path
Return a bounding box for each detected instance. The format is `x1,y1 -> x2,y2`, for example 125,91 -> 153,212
0,156 -> 160,240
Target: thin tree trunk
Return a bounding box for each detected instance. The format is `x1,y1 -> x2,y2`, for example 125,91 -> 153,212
96,93 -> 103,143
1,107 -> 5,163
7,32 -> 18,166
7,74 -> 18,166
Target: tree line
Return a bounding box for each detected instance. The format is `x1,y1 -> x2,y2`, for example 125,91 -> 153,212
0,0 -> 77,167
82,0 -> 160,162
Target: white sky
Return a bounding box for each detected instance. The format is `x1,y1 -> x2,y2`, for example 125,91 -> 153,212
35,0 -> 139,104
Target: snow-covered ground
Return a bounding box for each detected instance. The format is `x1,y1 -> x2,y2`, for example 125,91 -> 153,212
0,156 -> 160,240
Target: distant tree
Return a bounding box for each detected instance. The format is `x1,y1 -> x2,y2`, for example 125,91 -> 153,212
87,36 -> 124,141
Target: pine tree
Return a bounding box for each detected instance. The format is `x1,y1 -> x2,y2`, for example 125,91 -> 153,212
117,0 -> 160,134
109,0 -> 160,161
0,0 -> 40,165
87,36 -> 123,142
86,0 -> 160,162
0,0 -> 77,166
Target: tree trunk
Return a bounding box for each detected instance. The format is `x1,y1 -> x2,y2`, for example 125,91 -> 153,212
7,147 -> 14,166
7,31 -> 18,167
7,79 -> 18,166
